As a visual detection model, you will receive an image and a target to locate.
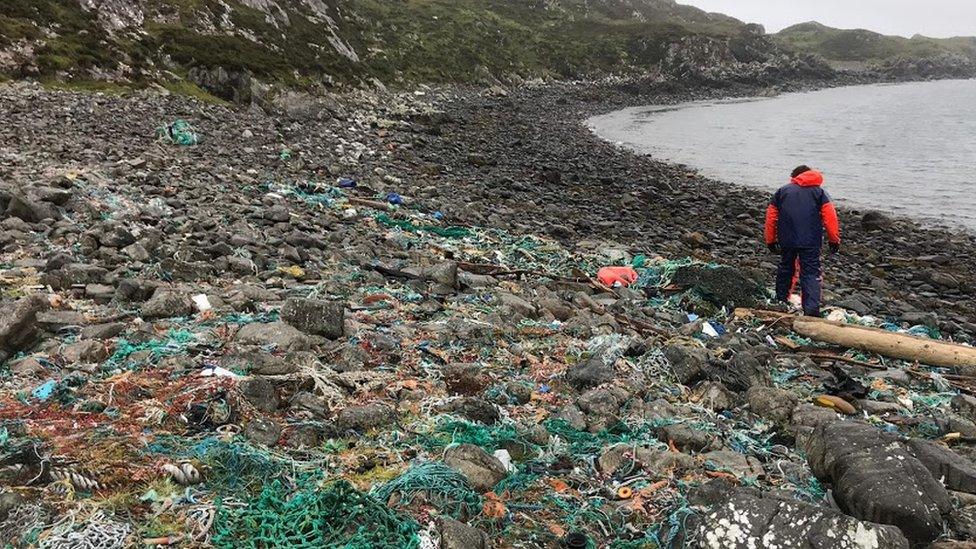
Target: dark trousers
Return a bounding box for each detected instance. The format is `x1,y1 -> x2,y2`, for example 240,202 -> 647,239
776,247 -> 822,316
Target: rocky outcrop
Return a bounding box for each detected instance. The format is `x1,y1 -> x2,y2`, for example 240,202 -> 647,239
874,54 -> 976,80
661,27 -> 834,86
804,421 -> 951,544
188,67 -> 258,105
692,480 -> 910,548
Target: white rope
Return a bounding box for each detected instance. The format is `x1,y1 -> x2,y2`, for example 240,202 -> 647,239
162,461 -> 202,485
38,511 -> 131,549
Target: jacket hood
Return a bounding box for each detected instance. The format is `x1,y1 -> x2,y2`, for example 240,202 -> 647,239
791,170 -> 824,187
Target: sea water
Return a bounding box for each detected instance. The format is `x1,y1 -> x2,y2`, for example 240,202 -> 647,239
588,79 -> 976,231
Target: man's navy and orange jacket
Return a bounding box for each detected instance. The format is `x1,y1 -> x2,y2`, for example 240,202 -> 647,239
764,170 -> 841,249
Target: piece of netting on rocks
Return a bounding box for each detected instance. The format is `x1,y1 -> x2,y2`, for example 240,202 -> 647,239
38,510 -> 133,549
191,438 -> 284,493
156,119 -> 199,146
375,214 -> 471,239
544,419 -> 671,457
107,329 -> 197,366
415,417 -> 523,451
211,480 -> 420,549
146,436 -> 308,495
372,461 -> 482,519
0,502 -> 49,546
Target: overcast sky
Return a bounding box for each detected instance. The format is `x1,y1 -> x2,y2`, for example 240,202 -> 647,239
677,0 -> 976,38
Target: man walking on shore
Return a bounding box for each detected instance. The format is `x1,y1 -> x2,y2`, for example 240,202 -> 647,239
764,165 -> 841,317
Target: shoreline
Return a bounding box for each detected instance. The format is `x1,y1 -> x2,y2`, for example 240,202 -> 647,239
583,78 -> 976,236
398,76 -> 976,338
2,73 -> 972,337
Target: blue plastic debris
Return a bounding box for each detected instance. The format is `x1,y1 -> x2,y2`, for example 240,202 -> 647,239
432,211 -> 444,220
338,178 -> 357,188
32,379 -> 57,401
538,384 -> 551,394
386,193 -> 404,205
701,321 -> 727,338
687,313 -> 699,322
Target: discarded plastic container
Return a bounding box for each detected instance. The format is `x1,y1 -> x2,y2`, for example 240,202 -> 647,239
597,266 -> 638,287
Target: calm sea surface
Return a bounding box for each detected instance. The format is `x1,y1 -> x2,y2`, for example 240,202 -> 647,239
588,79 -> 976,231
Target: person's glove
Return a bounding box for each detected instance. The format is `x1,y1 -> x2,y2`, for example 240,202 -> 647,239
767,242 -> 780,254
829,242 -> 840,255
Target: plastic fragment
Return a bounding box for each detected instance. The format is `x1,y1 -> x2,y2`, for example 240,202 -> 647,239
813,395 -> 857,415
192,294 -> 212,312
32,379 -> 57,401
493,449 -> 514,472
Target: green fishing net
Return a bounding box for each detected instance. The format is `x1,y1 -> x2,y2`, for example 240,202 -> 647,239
372,461 -> 482,519
375,213 -> 471,239
156,119 -> 199,146
107,329 -> 196,366
212,480 -> 420,549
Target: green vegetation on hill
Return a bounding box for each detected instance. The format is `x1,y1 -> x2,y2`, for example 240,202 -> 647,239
0,0 -> 747,87
4,1 -> 972,92
776,21 -> 976,65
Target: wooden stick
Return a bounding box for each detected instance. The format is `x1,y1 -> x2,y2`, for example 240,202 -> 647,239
615,314 -> 671,337
799,352 -> 886,370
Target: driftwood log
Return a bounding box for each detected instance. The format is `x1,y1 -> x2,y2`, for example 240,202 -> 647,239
792,317 -> 976,372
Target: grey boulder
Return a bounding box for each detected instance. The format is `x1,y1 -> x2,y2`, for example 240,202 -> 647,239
281,298 -> 345,339
693,481 -> 909,548
444,444 -> 507,492
804,421 -> 951,544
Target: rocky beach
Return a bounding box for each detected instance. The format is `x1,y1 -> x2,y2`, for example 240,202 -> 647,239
2,64 -> 976,548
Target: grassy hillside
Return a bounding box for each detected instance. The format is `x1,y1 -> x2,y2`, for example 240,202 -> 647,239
776,21 -> 976,65
0,0 -> 752,89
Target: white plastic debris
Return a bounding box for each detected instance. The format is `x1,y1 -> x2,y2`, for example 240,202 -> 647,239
417,521 -> 439,549
493,449 -> 514,472
192,294 -> 212,312
897,395 -> 914,411
826,309 -> 847,323
702,322 -> 720,338
200,366 -> 239,378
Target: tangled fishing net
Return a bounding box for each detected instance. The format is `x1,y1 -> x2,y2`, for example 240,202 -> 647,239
0,502 -> 49,546
156,119 -> 199,146
38,510 -> 132,549
375,214 -> 470,239
372,461 -> 483,519
108,329 -> 197,366
212,480 -> 419,548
